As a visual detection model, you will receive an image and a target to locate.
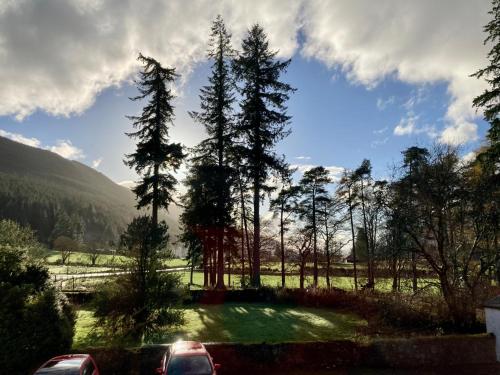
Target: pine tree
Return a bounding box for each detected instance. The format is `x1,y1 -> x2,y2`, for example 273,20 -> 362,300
233,24 -> 295,287
354,159 -> 374,288
472,0 -> 500,162
298,166 -> 331,287
190,16 -> 236,289
270,166 -> 300,287
125,54 -> 185,235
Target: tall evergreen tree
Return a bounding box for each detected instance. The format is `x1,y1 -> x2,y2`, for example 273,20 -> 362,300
125,54 -> 185,235
402,147 -> 429,292
354,159 -> 374,288
270,166 -> 300,287
233,24 -> 295,287
337,170 -> 360,291
298,166 -> 331,287
472,0 -> 500,163
190,16 -> 236,289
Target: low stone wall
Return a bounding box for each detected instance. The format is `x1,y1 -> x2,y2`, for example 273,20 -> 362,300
84,334 -> 496,374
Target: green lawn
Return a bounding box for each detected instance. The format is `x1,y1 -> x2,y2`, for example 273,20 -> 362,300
44,250 -> 188,271
179,271 -> 439,294
73,303 -> 367,348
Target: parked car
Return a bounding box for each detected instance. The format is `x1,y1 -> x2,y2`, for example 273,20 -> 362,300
156,341 -> 221,375
33,354 -> 99,375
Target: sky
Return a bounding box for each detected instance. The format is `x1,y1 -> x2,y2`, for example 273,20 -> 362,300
0,0 -> 493,189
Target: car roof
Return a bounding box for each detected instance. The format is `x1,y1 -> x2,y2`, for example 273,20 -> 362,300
34,354 -> 90,374
170,341 -> 208,356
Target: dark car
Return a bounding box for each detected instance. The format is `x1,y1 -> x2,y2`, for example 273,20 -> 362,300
33,354 -> 99,375
156,341 -> 221,375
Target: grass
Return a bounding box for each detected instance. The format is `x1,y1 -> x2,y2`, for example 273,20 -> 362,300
179,271 -> 439,294
73,303 -> 367,348
44,250 -> 188,272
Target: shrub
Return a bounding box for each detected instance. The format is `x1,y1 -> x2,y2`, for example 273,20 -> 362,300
0,220 -> 75,373
93,272 -> 184,344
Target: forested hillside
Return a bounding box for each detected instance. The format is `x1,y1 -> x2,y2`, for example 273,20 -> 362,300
0,136 -> 176,244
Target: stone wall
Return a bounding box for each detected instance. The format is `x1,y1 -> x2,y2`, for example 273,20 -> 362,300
84,334 -> 496,374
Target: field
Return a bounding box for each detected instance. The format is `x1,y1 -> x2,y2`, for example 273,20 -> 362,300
178,270 -> 439,294
44,250 -> 188,274
73,303 -> 367,348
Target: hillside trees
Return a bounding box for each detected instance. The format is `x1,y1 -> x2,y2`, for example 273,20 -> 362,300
233,24 -> 295,287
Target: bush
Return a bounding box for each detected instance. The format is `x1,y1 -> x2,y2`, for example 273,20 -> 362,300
92,272 -> 184,344
0,220 -> 75,373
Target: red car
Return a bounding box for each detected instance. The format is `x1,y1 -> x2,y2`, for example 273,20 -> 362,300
156,341 -> 221,375
33,354 -> 99,375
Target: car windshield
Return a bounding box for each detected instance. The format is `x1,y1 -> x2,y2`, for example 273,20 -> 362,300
166,355 -> 212,375
34,358 -> 85,374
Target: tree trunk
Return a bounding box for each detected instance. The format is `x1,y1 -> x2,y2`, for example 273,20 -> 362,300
280,202 -> 286,288
312,190 -> 318,288
216,227 -> 225,289
300,260 -> 305,289
241,216 -> 245,280
348,187 -> 358,291
360,179 -> 373,288
252,179 -> 261,287
239,176 -> 252,278
411,250 -> 418,292
203,238 -> 208,288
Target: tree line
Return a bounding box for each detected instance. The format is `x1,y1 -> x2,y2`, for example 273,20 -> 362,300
117,3 -> 498,332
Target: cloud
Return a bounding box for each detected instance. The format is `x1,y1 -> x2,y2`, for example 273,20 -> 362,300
371,137 -> 389,148
0,0 -> 301,120
461,151 -> 477,164
118,180 -> 136,189
295,156 -> 311,160
373,126 -> 388,135
92,157 -> 103,168
291,164 -> 345,182
439,121 -> 478,146
301,0 -> 490,145
393,114 -> 437,138
376,96 -> 395,110
0,129 -> 41,147
0,0 -> 491,148
48,140 -> 85,159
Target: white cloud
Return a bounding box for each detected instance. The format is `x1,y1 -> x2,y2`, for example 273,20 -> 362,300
92,157 -> 103,168
291,164 -> 345,182
376,96 -> 395,110
461,151 -> 477,164
1,128 -> 87,160
301,0 -> 490,145
118,180 -> 136,189
48,140 -> 85,160
373,126 -> 388,135
0,129 -> 41,147
393,114 -> 437,138
0,0 -> 491,148
295,155 -> 311,160
439,121 -> 478,146
0,0 -> 301,120
371,137 -> 389,148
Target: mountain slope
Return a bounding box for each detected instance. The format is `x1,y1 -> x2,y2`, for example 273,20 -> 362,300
0,136 -> 177,244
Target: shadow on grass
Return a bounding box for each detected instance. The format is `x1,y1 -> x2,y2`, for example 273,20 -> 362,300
151,303 -> 366,344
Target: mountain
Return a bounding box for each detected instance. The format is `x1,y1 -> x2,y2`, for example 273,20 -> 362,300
0,136 -> 178,245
